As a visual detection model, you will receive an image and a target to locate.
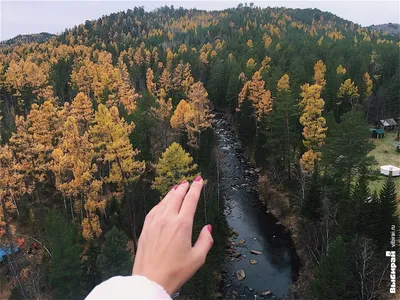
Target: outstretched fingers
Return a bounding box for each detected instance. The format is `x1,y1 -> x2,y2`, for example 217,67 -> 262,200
179,176 -> 203,220
163,180 -> 190,214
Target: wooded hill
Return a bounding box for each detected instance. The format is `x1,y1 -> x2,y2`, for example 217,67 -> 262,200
0,4 -> 399,300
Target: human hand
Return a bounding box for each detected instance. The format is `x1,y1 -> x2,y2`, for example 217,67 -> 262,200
132,176 -> 213,295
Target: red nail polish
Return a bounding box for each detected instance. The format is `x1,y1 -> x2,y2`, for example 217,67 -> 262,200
172,185 -> 178,190
194,175 -> 202,182
207,224 -> 212,234
181,179 -> 188,184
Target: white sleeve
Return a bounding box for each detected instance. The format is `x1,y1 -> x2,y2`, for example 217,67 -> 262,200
86,275 -> 171,299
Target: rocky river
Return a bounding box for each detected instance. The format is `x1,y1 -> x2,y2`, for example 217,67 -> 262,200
215,114 -> 298,299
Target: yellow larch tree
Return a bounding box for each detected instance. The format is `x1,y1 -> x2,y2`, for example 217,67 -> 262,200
178,44 -> 188,54
247,71 -> 266,105
256,90 -> 273,121
171,82 -> 214,149
166,48 -> 174,70
238,71 -> 265,107
246,58 -> 257,70
181,63 -> 194,94
153,142 -> 198,195
363,72 -> 373,98
0,144 -> 27,238
20,100 -> 62,184
151,93 -> 173,153
337,78 -> 360,108
263,33 -> 272,48
186,82 -> 214,148
89,104 -> 145,189
51,116 -> 103,239
170,100 -> 193,132
172,61 -> 185,90
146,68 -> 156,96
117,61 -> 139,114
314,60 -> 326,88
277,74 -> 290,92
336,65 -> 346,75
159,68 -> 172,94
89,104 -> 145,242
299,83 -> 327,172
259,56 -> 272,74
70,92 -> 94,133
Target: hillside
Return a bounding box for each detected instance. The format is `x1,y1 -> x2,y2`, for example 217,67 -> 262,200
370,23 -> 400,36
0,32 -> 56,47
0,5 -> 399,300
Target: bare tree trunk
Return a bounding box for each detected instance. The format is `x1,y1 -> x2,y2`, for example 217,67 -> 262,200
203,185 -> 207,223
216,153 -> 220,212
70,197 -> 75,221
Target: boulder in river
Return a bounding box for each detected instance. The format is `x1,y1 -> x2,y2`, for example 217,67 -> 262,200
236,269 -> 246,281
239,239 -> 246,244
261,290 -> 272,296
250,259 -> 258,264
233,252 -> 241,258
250,250 -> 263,255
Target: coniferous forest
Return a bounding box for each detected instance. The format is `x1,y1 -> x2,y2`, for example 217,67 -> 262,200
0,4 -> 399,300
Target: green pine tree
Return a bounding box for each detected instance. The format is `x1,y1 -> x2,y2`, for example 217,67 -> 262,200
302,164 -> 322,221
262,86 -> 299,175
339,165 -> 371,238
97,226 -> 132,281
377,175 -> 399,249
46,211 -> 83,299
311,236 -> 353,300
207,60 -> 226,107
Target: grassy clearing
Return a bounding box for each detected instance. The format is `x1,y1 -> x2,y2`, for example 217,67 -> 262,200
368,131 -> 400,200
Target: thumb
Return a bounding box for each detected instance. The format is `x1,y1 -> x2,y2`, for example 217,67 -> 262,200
192,224 -> 213,267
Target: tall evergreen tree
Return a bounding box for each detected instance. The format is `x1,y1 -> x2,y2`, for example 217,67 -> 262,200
377,176 -> 399,250
302,164 -> 322,221
311,236 -> 354,300
262,74 -> 299,175
46,211 -> 83,299
97,226 -> 132,281
207,60 -> 226,107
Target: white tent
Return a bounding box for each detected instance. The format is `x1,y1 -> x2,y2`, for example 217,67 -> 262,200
380,165 -> 400,177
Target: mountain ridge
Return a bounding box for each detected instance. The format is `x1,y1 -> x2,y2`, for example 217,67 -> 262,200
369,23 -> 400,36
0,32 -> 56,47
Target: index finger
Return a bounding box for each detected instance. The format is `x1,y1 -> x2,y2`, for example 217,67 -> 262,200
179,176 -> 203,221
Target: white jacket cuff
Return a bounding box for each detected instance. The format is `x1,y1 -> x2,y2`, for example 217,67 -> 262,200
86,275 -> 171,299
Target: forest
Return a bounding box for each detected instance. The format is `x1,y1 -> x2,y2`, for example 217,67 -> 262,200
0,4 -> 399,300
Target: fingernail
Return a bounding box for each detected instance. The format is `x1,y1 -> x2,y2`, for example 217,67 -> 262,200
181,179 -> 188,185
207,224 -> 213,234
194,175 -> 202,182
172,185 -> 178,190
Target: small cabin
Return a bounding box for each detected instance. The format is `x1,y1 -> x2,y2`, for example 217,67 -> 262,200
376,118 -> 398,131
370,128 -> 385,138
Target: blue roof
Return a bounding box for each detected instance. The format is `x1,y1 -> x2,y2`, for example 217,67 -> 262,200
371,128 -> 385,134
0,246 -> 19,261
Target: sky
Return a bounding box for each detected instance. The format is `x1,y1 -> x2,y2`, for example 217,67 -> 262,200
1,1 -> 399,41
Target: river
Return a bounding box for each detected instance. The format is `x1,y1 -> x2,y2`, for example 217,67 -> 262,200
214,114 -> 298,299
